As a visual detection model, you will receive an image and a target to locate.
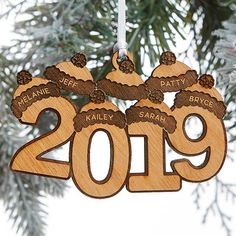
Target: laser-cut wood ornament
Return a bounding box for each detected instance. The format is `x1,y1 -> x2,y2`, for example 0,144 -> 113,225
44,53 -> 95,95
9,50 -> 228,199
72,89 -> 130,198
10,71 -> 77,179
97,52 -> 148,100
167,74 -> 227,182
146,51 -> 198,92
126,90 -> 181,192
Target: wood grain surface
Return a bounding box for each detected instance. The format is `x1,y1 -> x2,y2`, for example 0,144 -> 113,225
10,78 -> 77,179
10,53 -> 228,197
71,101 -> 130,198
126,99 -> 181,192
167,82 -> 227,182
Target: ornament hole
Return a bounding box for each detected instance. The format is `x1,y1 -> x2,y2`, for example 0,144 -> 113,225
89,130 -> 113,182
130,137 -> 145,173
184,115 -> 206,142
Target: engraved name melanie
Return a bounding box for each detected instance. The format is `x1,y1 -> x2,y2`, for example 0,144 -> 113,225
18,88 -> 51,107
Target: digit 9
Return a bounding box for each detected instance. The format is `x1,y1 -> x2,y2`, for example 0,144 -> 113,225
167,94 -> 227,182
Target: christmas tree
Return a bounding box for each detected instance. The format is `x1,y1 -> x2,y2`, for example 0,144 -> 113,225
0,1 -> 235,235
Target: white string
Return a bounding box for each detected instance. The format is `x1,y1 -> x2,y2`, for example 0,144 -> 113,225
114,0 -> 128,58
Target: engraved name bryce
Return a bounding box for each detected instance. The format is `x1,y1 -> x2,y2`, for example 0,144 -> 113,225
174,90 -> 226,119
189,96 -> 213,108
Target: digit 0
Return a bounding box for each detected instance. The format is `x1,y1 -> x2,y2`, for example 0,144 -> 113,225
72,101 -> 130,198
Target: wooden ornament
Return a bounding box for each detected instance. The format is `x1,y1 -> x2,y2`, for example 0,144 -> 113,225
10,72 -> 77,179
126,91 -> 181,192
44,52 -> 95,95
167,74 -> 227,182
97,52 -> 148,100
71,90 -> 130,198
146,51 -> 198,92
9,50 -> 228,198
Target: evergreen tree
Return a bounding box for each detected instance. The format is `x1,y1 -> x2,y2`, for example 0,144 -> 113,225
0,1 -> 235,235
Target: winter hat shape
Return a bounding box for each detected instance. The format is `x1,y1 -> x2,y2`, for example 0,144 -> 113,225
125,91 -> 180,192
72,89 -> 130,198
44,52 -> 95,95
10,71 -> 77,179
168,74 -> 227,183
146,51 -> 198,93
11,72 -> 61,121
173,74 -> 226,119
74,89 -> 126,132
97,52 -> 148,100
126,90 -> 177,134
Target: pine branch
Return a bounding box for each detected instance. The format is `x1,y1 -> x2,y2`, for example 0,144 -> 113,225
0,75 -> 67,236
191,183 -> 205,210
214,13 -> 236,160
3,173 -> 46,236
192,177 -> 236,236
191,13 -> 236,236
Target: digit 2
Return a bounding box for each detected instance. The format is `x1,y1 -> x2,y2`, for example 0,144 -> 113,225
11,92 -> 77,179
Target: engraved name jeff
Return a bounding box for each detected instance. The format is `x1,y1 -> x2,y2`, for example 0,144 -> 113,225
59,77 -> 79,89
55,75 -> 95,95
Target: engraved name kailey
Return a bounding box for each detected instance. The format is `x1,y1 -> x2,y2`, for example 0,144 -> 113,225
139,111 -> 166,123
160,78 -> 186,88
18,88 -> 50,107
189,96 -> 213,108
86,113 -> 114,122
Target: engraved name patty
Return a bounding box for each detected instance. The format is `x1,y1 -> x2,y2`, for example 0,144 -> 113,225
74,109 -> 126,132
11,82 -> 61,119
44,66 -> 95,95
126,106 -> 177,133
146,70 -> 198,92
97,79 -> 148,100
173,90 -> 226,119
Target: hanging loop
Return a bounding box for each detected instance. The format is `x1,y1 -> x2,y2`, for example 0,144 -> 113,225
113,0 -> 128,58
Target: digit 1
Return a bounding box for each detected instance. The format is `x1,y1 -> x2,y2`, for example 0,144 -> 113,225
167,106 -> 227,182
127,123 -> 181,192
